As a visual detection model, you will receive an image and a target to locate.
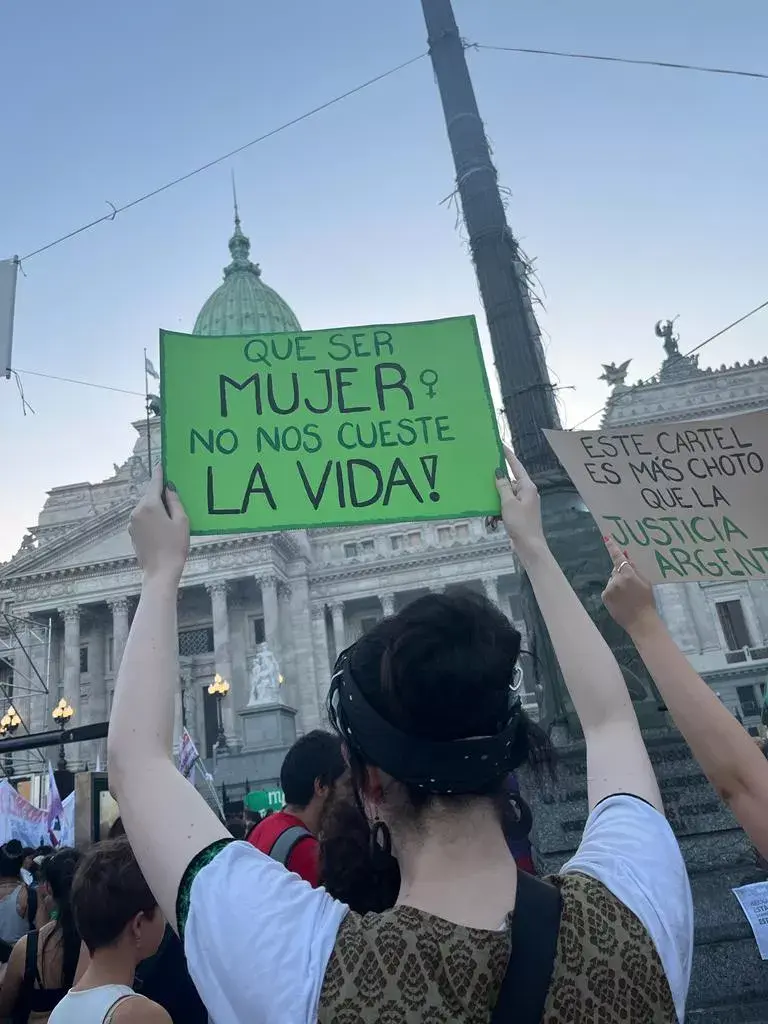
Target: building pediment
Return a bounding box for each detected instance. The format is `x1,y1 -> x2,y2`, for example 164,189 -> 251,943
1,497 -> 308,592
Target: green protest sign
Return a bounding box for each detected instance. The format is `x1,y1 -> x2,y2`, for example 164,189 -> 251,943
245,789 -> 284,813
160,316 -> 502,534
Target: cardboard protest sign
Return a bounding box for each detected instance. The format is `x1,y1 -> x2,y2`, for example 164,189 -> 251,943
544,411 -> 768,584
161,316 -> 502,534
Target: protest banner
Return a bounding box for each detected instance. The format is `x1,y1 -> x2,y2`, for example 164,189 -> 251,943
160,316 -> 502,533
544,410 -> 768,584
0,779 -> 50,847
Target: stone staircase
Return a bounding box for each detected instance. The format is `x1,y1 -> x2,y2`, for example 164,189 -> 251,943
522,733 -> 768,1022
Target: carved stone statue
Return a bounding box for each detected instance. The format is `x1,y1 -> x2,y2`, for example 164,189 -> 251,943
655,319 -> 679,358
598,360 -> 631,388
248,644 -> 283,706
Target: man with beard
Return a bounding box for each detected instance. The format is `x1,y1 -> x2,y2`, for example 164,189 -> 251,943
248,731 -> 345,886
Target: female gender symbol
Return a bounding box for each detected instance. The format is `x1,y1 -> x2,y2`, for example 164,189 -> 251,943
419,368 -> 439,398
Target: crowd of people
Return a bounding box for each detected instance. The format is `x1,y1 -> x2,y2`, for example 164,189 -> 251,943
0,450 -> 767,1021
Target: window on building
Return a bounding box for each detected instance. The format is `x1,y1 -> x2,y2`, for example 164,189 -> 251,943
407,530 -> 421,549
252,617 -> 266,645
437,526 -> 452,545
360,539 -> 375,554
455,523 -> 470,541
0,660 -> 13,687
343,542 -> 358,558
79,645 -> 89,674
737,684 -> 760,718
391,534 -> 404,551
178,627 -> 215,657
716,600 -> 752,651
106,637 -> 114,675
360,616 -> 379,635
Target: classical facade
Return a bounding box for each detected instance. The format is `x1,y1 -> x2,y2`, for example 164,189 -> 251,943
601,322 -> 768,726
0,213 -> 531,787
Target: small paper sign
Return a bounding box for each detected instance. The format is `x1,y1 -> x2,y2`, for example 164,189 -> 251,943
733,882 -> 768,960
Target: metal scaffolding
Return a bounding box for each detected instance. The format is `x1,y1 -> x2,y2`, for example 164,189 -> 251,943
0,610 -> 52,779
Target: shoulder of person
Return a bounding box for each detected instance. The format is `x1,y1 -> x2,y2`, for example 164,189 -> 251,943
112,994 -> 173,1023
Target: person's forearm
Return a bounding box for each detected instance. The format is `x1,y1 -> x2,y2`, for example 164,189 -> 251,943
109,575 -> 179,778
630,615 -> 768,803
521,543 -> 638,732
519,541 -> 662,810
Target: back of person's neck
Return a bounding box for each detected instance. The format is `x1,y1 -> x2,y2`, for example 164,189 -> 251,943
76,945 -> 136,992
283,804 -> 316,834
394,800 -> 516,930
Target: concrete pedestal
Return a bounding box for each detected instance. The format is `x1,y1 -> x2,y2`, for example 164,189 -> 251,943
207,703 -> 297,789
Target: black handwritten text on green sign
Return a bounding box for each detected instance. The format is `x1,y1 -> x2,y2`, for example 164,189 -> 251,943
160,317 -> 502,534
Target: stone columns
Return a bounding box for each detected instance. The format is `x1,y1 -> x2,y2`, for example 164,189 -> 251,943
258,575 -> 281,660
329,601 -> 346,658
108,598 -> 131,676
88,625 -> 107,728
206,582 -> 235,742
59,606 -> 81,732
380,593 -> 396,617
311,605 -> 333,683
681,583 -> 720,653
482,575 -> 501,607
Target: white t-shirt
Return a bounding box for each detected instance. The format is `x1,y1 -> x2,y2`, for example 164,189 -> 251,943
182,795 -> 693,1024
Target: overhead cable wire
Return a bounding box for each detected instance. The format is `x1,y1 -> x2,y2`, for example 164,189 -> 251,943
17,52 -> 428,264
474,44 -> 768,81
12,367 -> 144,397
569,297 -> 768,430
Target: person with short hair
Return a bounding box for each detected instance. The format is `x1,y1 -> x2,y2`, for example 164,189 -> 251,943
48,838 -> 169,1023
246,730 -> 346,885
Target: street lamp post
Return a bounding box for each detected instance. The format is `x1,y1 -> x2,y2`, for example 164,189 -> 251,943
207,674 -> 230,753
52,698 -> 74,770
0,706 -> 21,777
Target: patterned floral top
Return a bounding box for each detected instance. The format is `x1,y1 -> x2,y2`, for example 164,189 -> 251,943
318,874 -> 676,1024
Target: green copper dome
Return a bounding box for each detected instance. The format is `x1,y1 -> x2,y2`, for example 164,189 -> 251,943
193,213 -> 301,337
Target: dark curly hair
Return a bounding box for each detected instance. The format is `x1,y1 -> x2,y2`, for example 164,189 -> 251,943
319,790 -> 400,914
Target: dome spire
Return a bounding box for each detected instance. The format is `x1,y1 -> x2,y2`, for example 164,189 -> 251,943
225,172 -> 260,277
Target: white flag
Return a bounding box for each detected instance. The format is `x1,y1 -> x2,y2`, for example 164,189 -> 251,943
145,356 -> 160,381
46,763 -> 63,846
0,258 -> 19,380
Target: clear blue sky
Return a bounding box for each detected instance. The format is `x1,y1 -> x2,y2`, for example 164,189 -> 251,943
2,0 -> 766,561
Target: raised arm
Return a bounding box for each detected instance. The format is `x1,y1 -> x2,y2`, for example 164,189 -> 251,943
602,543 -> 768,858
108,468 -> 228,931
496,449 -> 661,811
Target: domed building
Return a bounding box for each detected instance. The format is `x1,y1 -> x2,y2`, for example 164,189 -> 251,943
0,211 -> 526,793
